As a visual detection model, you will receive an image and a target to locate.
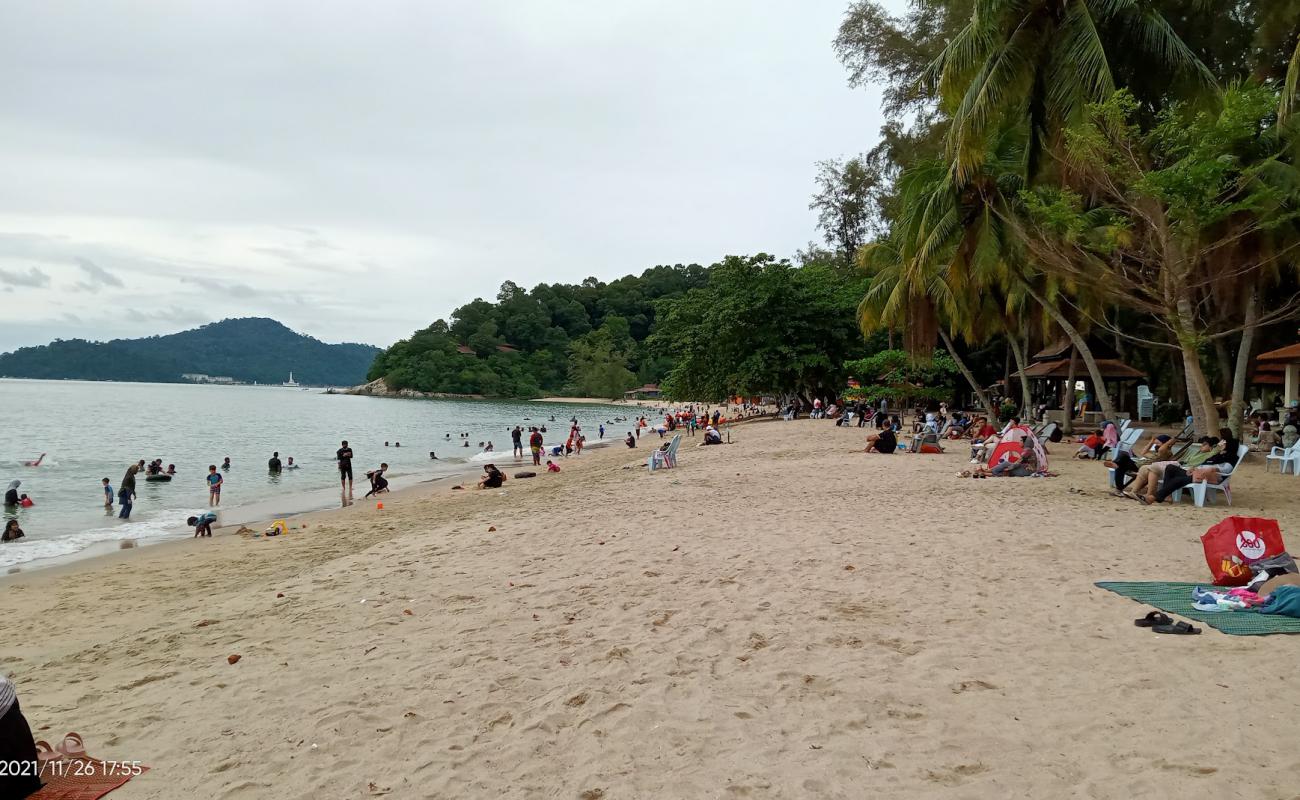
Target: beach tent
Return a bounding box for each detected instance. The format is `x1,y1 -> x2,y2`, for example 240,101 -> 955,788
986,425 -> 1050,473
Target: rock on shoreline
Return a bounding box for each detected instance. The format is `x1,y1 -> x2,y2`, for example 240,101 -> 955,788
341,378 -> 484,400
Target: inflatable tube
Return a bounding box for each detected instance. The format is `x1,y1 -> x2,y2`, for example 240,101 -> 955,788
144,474 -> 173,482
513,471 -> 537,479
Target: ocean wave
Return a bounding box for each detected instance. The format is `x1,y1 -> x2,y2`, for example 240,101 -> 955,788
0,514 -> 190,569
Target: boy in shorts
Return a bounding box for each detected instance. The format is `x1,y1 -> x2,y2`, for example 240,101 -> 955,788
207,465 -> 223,506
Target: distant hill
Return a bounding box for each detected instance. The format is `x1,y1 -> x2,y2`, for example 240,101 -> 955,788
0,318 -> 381,386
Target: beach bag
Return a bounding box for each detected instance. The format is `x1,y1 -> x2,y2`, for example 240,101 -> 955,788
1201,516 -> 1285,586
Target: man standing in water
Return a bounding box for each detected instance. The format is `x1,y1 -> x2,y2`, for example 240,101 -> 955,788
512,426 -> 524,458
336,440 -> 354,502
268,451 -> 282,473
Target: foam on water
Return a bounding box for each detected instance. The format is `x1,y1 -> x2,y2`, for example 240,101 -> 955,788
0,512 -> 191,569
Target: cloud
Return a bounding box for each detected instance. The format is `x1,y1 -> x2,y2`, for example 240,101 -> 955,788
0,266 -> 51,288
74,257 -> 124,290
124,306 -> 204,323
179,276 -> 257,298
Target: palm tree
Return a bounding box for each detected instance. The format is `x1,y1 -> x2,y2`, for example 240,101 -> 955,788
928,0 -> 1214,180
1283,35 -> 1300,122
859,124 -> 1121,421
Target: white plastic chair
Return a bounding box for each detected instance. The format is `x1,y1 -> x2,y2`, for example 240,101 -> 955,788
648,435 -> 682,472
1172,444 -> 1249,507
1266,441 -> 1300,474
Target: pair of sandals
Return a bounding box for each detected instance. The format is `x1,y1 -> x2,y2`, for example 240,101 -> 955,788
35,732 -> 87,765
1135,611 -> 1200,635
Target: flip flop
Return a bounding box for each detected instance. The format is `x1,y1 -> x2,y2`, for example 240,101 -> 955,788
57,732 -> 87,759
1134,611 -> 1173,628
35,740 -> 62,764
1152,621 -> 1201,635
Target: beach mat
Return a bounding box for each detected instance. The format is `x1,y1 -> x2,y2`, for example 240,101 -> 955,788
1095,581 -> 1300,636
32,754 -> 148,800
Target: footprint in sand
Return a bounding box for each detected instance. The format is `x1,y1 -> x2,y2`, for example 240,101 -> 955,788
951,679 -> 999,693
925,763 -> 989,786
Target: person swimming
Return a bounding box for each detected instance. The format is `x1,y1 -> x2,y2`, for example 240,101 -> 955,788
285,456 -> 298,469
4,480 -> 19,506
20,453 -> 45,467
429,451 -> 438,460
221,457 -> 232,470
2,519 -> 23,542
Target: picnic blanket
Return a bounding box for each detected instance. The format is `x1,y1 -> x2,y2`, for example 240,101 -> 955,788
1096,581 -> 1300,636
33,745 -> 148,800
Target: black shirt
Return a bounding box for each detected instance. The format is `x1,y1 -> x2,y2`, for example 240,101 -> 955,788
268,457 -> 282,472
512,429 -> 522,444
336,447 -> 353,469
875,429 -> 897,454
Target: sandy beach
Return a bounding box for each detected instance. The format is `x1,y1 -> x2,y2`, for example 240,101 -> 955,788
5,419 -> 1300,798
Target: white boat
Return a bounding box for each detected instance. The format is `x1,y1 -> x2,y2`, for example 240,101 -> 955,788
282,372 -> 299,387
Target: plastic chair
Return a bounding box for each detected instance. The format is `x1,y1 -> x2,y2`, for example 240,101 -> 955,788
1266,441 -> 1300,475
1172,444 -> 1249,507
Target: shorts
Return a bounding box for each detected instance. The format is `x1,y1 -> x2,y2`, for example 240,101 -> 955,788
339,464 -> 353,481
209,484 -> 221,494
530,445 -> 541,454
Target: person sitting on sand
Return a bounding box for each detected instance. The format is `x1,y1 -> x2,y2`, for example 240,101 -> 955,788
971,441 -> 1039,477
187,511 -> 217,537
864,424 -> 897,454
1074,430 -> 1105,459
702,425 -> 723,445
2,520 -> 24,542
625,432 -> 636,448
546,460 -> 561,473
478,464 -> 506,489
0,674 -> 42,798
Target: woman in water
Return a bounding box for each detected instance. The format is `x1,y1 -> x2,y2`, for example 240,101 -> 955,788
3,481 -> 19,507
2,520 -> 23,542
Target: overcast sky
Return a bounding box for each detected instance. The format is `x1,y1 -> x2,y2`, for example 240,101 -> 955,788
0,0 -> 892,352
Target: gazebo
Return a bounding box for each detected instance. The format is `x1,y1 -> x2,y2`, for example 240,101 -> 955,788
1253,343 -> 1300,407
1019,339 -> 1148,420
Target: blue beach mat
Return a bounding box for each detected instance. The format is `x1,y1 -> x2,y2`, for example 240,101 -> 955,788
1095,581 -> 1300,636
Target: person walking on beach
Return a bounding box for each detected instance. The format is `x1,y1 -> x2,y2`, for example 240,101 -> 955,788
512,426 -> 524,458
207,465 -> 223,506
268,451 -> 282,474
337,440 -> 354,500
529,428 -> 543,466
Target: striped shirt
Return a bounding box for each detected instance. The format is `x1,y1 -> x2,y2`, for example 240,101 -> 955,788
0,675 -> 15,716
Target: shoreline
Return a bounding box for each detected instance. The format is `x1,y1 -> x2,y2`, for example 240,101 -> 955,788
5,420 -> 1300,796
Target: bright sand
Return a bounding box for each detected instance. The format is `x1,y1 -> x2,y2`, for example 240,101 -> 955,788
4,419 -> 1300,798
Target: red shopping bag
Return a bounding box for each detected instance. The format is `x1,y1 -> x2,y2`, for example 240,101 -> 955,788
1201,516 -> 1285,586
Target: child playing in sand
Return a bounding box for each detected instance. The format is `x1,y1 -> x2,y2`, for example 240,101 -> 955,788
187,511 -> 217,537
546,460 -> 561,473
207,465 -> 223,506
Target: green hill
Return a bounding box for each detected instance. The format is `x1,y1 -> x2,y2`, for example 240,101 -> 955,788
0,318 -> 380,386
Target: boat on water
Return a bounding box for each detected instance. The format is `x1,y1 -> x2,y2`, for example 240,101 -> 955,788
282,372 -> 299,388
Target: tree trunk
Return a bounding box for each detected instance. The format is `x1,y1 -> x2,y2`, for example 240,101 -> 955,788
1021,281 -> 1116,420
1008,334 -> 1032,417
1175,297 -> 1220,436
1228,287 -> 1259,438
887,328 -> 894,350
938,328 -> 994,418
1063,346 -> 1078,435
1212,337 -> 1233,398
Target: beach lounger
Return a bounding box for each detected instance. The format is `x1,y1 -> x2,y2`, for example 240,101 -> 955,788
1170,444 -> 1250,507
1266,441 -> 1300,475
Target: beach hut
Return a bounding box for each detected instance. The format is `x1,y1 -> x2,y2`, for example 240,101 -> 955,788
1254,343 -> 1300,407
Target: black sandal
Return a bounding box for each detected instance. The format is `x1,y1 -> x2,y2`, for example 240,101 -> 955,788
1135,611 -> 1173,628
1152,621 -> 1201,635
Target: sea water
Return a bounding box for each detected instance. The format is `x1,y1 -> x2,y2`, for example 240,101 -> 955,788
0,379 -> 636,570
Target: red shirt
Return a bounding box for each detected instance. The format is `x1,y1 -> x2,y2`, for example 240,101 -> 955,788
977,424 -> 997,439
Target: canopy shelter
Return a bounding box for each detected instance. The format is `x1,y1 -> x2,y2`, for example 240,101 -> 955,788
1019,353 -> 1147,418
1254,344 -> 1300,407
